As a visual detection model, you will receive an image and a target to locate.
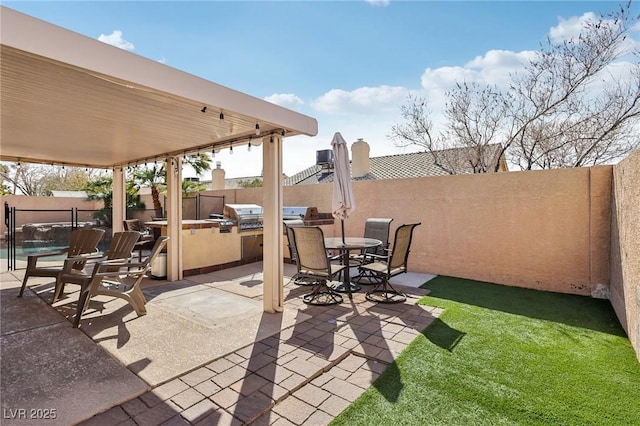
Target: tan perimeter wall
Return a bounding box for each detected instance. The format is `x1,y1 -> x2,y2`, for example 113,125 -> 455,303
348,167 -> 612,296
3,169 -> 614,299
203,166 -> 613,297
610,150 -> 640,361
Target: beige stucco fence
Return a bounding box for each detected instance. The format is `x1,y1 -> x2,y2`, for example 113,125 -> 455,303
1,152 -> 638,361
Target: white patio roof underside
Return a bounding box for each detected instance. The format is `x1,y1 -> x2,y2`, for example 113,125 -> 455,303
0,6 -> 317,168
1,6 -> 318,314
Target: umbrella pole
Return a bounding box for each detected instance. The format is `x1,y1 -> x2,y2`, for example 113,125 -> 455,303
340,217 -> 353,299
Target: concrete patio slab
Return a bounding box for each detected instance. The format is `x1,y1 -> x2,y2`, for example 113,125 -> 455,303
53,284 -> 311,387
210,274 -> 268,299
0,282 -> 66,335
0,321 -> 148,426
389,271 -> 437,288
204,262 -> 265,282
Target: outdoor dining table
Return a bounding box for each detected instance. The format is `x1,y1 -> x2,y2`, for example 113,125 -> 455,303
324,237 -> 382,298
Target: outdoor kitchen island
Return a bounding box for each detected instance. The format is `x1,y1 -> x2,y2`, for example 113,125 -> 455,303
145,219 -> 264,276
145,204 -> 334,276
144,203 -> 264,276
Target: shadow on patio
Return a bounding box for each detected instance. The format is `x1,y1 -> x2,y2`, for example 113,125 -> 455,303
1,262 -> 438,425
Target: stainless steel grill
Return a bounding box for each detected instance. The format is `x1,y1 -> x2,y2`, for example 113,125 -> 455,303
224,204 -> 263,232
282,206 -> 319,221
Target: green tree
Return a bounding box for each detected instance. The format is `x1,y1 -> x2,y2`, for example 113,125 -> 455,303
237,178 -> 263,188
0,163 -> 52,195
182,180 -> 206,197
41,166 -> 95,195
132,164 -> 165,216
0,163 -> 100,195
131,155 -> 211,215
0,164 -> 11,195
84,175 -> 145,226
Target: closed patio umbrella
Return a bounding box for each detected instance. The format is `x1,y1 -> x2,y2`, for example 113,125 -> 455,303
331,132 -> 355,243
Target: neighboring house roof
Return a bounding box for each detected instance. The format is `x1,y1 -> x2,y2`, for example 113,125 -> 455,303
51,190 -> 88,198
284,144 -> 507,186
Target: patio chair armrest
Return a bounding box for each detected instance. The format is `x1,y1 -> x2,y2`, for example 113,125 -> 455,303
62,253 -> 104,273
93,259 -> 147,278
95,258 -> 142,268
94,269 -> 142,279
361,252 -> 390,263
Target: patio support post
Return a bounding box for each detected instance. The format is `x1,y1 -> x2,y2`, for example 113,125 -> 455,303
262,133 -> 284,313
166,156 -> 183,281
112,166 -> 125,233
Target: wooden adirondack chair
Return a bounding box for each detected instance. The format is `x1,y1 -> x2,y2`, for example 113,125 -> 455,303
19,228 -> 105,298
72,236 -> 169,327
52,231 -> 141,303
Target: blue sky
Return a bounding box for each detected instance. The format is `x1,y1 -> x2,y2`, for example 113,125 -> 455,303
5,1 -> 636,178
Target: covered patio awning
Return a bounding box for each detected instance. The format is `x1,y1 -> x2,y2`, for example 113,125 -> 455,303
0,7 -> 317,166
0,6 -> 318,313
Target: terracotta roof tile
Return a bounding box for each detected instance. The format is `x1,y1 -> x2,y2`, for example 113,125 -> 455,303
284,145 -> 505,186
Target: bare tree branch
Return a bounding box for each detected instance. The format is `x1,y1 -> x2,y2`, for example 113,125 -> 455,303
389,1 -> 640,171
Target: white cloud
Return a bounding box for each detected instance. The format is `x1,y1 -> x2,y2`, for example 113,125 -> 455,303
98,30 -> 135,51
419,49 -> 536,108
549,12 -> 598,44
421,66 -> 479,90
549,11 -> 639,53
264,93 -> 304,108
365,0 -> 390,7
466,49 -> 533,70
312,85 -> 408,115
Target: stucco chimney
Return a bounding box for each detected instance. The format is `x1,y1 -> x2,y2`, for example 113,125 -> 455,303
211,161 -> 225,190
351,138 -> 370,178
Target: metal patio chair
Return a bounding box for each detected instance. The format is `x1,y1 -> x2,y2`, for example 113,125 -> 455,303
124,219 -> 156,261
360,223 -> 421,303
284,219 -> 316,286
290,226 -> 346,305
351,218 -> 393,284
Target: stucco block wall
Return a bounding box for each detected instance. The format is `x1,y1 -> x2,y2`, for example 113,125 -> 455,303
610,149 -> 640,360
4,166 -> 614,300
344,167 -> 612,296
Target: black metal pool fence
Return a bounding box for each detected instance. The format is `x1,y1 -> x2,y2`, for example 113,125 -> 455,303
3,194 -> 225,270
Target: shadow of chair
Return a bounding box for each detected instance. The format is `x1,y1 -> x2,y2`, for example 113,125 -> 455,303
18,228 -> 106,299
72,236 -> 169,328
52,231 -> 141,304
290,226 -> 346,305
359,223 -> 421,303
351,218 -> 393,285
123,219 -> 156,261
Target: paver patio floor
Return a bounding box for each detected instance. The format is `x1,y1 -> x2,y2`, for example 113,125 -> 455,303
1,263 -> 438,425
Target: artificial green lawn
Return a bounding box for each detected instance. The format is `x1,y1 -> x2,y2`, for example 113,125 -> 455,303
332,276 -> 640,426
